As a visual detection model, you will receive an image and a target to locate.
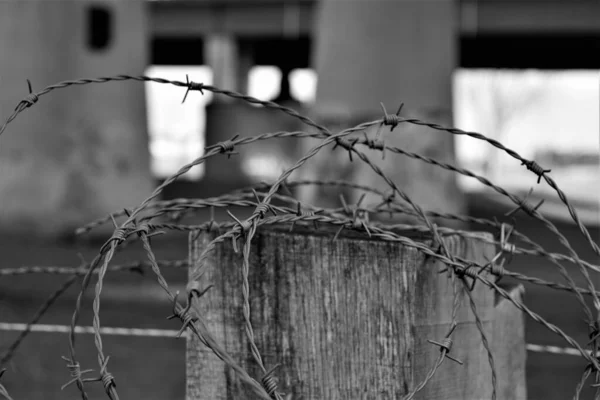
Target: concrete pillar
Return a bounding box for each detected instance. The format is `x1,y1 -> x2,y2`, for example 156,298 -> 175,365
272,64 -> 294,104
202,36 -> 252,194
302,0 -> 465,223
0,0 -> 153,237
202,37 -> 305,197
204,34 -> 244,100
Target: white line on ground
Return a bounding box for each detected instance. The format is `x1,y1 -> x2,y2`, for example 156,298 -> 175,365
0,322 -> 596,357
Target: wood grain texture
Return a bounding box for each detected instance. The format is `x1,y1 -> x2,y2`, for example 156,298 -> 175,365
186,226 -> 524,399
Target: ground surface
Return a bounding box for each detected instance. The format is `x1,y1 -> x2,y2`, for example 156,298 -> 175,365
0,183 -> 599,400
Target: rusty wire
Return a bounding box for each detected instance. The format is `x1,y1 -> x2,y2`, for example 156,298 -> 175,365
0,74 -> 599,397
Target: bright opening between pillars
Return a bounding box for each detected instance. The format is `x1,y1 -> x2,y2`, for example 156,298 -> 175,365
145,66 -> 598,208
144,66 -> 316,181
453,69 -> 599,207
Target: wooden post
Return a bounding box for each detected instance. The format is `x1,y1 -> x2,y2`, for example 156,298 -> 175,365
204,34 -> 241,98
187,226 -> 526,399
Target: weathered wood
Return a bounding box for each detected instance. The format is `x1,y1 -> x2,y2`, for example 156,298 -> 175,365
491,283 -> 527,400
187,226 -> 525,399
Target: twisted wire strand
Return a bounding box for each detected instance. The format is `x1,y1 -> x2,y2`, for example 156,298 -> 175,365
90,242 -> 120,400
525,210 -> 600,330
574,366 -> 592,400
402,351 -> 446,400
240,223 -> 268,374
66,254 -> 101,399
543,173 -> 600,258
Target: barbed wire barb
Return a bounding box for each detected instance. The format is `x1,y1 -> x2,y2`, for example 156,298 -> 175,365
379,101 -> 404,132
427,322 -> 463,365
181,74 -> 205,104
15,79 -> 39,112
522,159 -> 552,184
505,187 -> 545,218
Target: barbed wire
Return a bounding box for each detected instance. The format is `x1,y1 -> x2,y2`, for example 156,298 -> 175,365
0,73 -> 598,399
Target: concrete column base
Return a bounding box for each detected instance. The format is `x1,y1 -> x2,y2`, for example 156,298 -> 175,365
202,100 -> 307,197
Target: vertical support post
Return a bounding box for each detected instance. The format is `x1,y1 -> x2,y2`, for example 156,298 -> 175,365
201,38 -> 305,195
187,227 -> 525,399
0,0 -> 153,237
204,34 -> 241,99
301,0 -> 465,224
202,35 -> 253,193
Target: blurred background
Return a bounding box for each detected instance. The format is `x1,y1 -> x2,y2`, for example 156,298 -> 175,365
0,0 -> 598,399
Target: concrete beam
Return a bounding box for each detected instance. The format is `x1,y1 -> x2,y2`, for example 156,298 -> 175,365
149,0 -> 600,37
150,0 -> 315,38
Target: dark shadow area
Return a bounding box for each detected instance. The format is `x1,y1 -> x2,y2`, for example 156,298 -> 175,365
461,34 -> 600,69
